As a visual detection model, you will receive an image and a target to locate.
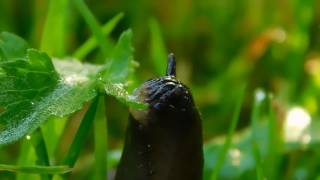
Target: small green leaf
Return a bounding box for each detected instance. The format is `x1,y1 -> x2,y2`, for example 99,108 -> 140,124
104,81 -> 147,109
0,32 -> 99,145
0,164 -> 71,174
0,32 -> 28,60
103,29 -> 135,83
101,30 -> 146,108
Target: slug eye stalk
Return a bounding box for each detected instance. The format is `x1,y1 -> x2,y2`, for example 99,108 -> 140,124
115,53 -> 203,180
166,53 -> 176,77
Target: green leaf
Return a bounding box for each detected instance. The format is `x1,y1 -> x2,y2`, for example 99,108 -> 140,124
0,32 -> 145,145
103,29 -> 135,83
0,32 -> 99,145
104,81 -> 147,109
102,29 -> 147,108
0,32 -> 28,60
0,164 -> 71,174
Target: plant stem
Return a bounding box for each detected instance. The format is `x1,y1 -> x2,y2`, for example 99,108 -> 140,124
94,96 -> 108,180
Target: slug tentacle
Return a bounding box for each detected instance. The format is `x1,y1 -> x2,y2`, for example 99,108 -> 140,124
166,53 -> 176,77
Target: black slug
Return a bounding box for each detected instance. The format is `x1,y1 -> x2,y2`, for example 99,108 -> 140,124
115,53 -> 203,180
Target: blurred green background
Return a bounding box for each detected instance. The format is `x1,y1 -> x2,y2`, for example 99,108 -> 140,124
1,0 -> 320,179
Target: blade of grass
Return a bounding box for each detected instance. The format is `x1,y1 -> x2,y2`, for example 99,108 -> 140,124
17,139 -> 38,180
0,164 -> 71,174
93,96 -> 108,180
72,0 -> 111,58
252,141 -> 263,180
73,13 -> 124,60
210,85 -> 246,180
31,130 -> 50,167
62,96 -> 99,168
41,0 -> 68,57
250,89 -> 266,180
265,94 -> 281,180
41,117 -> 68,164
251,89 -> 265,133
31,128 -> 51,180
149,18 -> 167,75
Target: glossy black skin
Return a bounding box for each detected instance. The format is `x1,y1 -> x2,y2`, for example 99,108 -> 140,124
115,54 -> 203,180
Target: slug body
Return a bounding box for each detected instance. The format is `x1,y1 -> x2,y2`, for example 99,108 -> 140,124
115,54 -> 203,180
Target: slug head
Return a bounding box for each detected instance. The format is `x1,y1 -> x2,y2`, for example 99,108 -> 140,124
131,53 -> 195,125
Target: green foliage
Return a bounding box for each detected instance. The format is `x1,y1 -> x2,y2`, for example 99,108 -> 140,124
0,35 -> 96,145
0,32 -> 58,144
0,32 -> 28,59
103,29 -> 147,109
73,0 -> 112,57
103,29 -> 135,83
73,13 -> 124,60
0,30 -> 144,146
104,81 -> 147,109
210,85 -> 246,180
1,0 -> 320,179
